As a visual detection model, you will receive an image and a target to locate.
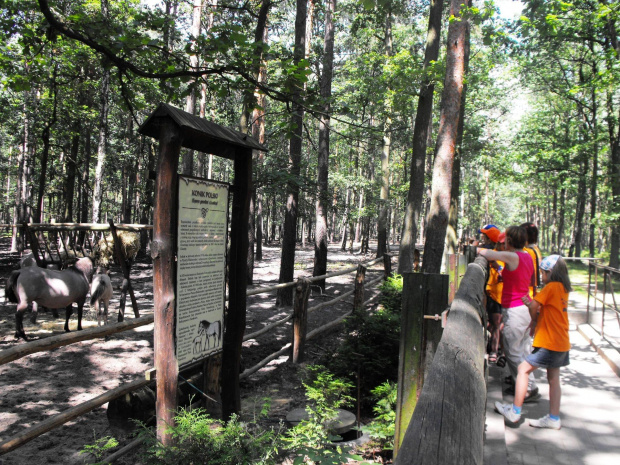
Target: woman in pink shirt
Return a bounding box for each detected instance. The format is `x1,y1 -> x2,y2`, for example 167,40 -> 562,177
478,225 -> 539,402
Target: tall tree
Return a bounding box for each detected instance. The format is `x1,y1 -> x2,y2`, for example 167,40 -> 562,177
398,0 -> 443,273
92,0 -> 110,224
277,0 -> 307,306
313,0 -> 336,289
421,0 -> 470,273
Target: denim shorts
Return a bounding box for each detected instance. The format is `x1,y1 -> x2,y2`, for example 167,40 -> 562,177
526,347 -> 570,368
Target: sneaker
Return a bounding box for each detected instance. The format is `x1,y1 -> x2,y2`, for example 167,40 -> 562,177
494,402 -> 521,423
529,414 -> 561,430
523,387 -> 541,403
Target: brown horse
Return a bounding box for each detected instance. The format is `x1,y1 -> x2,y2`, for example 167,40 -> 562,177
5,257 -> 95,340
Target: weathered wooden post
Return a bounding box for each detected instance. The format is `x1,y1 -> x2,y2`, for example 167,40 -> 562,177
152,119 -> 182,445
383,253 -> 392,280
394,272 -> 449,456
292,278 -> 311,363
108,221 -> 140,320
353,264 -> 367,314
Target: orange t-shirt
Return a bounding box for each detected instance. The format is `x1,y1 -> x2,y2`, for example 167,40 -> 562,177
533,281 -> 570,352
525,246 -> 541,297
486,260 -> 504,304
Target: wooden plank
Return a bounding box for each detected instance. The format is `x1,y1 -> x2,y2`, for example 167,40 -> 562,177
0,315 -> 154,366
394,273 -> 425,455
421,274 -> 449,382
0,378 -> 151,455
152,119 -> 182,445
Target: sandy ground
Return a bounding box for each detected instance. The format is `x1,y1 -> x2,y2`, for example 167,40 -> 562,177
0,237 -> 388,464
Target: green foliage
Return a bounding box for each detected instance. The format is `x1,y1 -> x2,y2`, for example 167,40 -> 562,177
325,278 -> 401,403
139,407 -> 282,465
379,273 -> 403,313
360,381 -> 397,449
80,434 -> 119,464
285,365 -> 369,465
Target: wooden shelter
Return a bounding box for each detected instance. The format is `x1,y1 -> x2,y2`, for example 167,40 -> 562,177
139,102 -> 266,444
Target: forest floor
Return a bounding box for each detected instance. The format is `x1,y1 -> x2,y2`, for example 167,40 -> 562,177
0,236 -> 394,465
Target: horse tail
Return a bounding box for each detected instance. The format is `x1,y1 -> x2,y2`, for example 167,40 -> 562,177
5,270 -> 20,303
90,281 -> 104,306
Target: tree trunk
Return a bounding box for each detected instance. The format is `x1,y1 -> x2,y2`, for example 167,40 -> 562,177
182,0 -> 203,175
313,0 -> 335,289
277,0 -> 307,306
11,98 -> 30,253
35,70 -> 58,223
377,8 -> 393,259
63,122 -> 80,221
92,0 -> 110,224
80,124 -> 92,224
421,0 -> 469,274
398,0 -> 443,273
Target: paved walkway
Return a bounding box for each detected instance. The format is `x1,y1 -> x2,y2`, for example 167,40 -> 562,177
484,293 -> 620,465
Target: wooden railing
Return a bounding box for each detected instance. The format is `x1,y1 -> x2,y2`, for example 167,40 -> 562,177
394,255 -> 488,465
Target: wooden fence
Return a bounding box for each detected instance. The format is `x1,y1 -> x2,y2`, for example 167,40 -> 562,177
0,250 -> 391,457
394,254 -> 488,465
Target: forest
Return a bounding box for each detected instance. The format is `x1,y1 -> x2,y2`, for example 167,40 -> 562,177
1,0 -> 619,278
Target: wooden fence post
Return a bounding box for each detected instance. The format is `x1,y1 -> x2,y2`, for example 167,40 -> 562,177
108,221 -> 140,320
152,119 -> 181,446
394,272 -> 449,457
353,264 -> 367,314
464,245 -> 477,264
292,278 -> 311,363
383,253 -> 392,280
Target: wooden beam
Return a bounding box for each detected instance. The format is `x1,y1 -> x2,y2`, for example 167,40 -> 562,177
292,278 -> 311,363
0,378 -> 151,455
0,316 -> 154,366
152,119 -> 182,445
221,147 -> 252,419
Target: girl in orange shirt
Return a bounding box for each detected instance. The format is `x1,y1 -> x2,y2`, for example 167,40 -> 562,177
494,254 -> 572,429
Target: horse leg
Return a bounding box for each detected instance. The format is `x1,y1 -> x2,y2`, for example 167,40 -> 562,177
103,300 -> 108,326
77,302 -> 84,331
15,303 -> 29,340
65,305 -> 73,332
30,301 -> 39,324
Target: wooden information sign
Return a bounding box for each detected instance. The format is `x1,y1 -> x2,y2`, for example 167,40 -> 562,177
176,176 -> 229,367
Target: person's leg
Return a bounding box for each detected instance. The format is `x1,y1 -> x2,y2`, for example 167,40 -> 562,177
491,312 -> 502,355
514,361 -> 537,407
547,367 -> 561,417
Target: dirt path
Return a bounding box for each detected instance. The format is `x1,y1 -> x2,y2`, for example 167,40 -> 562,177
0,238 -> 387,464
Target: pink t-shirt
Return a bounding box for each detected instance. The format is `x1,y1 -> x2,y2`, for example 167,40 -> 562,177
501,250 -> 534,308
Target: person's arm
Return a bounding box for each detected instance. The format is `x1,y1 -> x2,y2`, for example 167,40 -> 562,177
521,294 -> 541,336
477,248 -> 519,270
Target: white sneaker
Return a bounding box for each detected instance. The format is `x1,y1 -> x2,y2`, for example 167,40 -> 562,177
494,402 -> 521,423
529,414 -> 561,430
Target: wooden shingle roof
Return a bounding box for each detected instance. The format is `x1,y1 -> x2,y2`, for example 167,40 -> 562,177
139,102 -> 267,160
